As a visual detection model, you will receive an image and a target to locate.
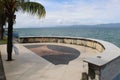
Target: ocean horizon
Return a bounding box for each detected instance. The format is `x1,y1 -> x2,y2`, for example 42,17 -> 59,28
14,26 -> 120,48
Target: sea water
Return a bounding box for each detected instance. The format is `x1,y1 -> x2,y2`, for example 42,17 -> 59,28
15,27 -> 120,48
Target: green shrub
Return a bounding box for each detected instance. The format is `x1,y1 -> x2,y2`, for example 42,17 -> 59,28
0,37 -> 7,44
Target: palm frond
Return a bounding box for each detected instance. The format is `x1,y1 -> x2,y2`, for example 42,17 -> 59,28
0,0 -> 7,25
21,2 -> 46,18
18,0 -> 30,3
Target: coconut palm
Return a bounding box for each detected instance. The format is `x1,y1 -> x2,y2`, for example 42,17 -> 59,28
0,0 -> 46,61
0,1 -> 7,40
0,13 -> 5,40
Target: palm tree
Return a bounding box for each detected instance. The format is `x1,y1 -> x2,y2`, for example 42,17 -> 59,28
0,0 -> 46,61
0,1 -> 7,40
0,13 -> 5,40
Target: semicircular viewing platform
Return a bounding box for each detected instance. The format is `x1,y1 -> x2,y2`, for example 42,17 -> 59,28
0,36 -> 120,80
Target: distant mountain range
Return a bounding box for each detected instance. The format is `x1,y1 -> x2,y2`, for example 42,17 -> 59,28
96,23 -> 120,27
70,23 -> 120,28
16,23 -> 120,28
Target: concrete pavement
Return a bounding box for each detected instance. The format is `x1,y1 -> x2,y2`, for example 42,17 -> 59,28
0,43 -> 99,80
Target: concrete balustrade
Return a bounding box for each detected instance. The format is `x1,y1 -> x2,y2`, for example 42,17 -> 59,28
19,36 -> 105,52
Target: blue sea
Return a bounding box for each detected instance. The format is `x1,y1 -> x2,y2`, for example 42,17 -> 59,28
14,27 -> 120,48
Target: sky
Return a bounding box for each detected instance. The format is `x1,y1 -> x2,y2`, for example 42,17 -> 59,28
15,0 -> 120,28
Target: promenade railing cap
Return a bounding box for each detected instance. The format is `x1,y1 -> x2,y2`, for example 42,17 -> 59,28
84,39 -> 120,66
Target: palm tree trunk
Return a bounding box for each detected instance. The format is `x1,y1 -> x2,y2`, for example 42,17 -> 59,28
0,25 -> 2,40
7,18 -> 13,61
0,25 -> 4,40
1,25 -> 4,39
0,13 -> 5,40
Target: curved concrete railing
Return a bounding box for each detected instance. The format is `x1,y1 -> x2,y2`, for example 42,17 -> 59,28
83,39 -> 120,80
19,36 -> 120,80
19,36 -> 105,52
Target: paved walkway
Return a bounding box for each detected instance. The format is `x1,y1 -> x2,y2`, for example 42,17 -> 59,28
0,52 -> 6,80
0,43 -> 99,80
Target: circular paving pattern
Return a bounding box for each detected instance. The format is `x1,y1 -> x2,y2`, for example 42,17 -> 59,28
24,45 -> 80,65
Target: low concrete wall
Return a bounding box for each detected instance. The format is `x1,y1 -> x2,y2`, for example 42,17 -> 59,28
100,56 -> 120,80
19,36 -> 105,52
84,39 -> 120,80
87,56 -> 120,80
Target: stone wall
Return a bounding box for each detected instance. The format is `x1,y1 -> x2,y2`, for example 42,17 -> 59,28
86,56 -> 120,80
19,36 -> 105,52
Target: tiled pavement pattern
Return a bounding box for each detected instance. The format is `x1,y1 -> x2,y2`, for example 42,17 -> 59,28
25,45 -> 80,65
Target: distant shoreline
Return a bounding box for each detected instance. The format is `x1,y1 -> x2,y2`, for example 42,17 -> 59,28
14,23 -> 120,28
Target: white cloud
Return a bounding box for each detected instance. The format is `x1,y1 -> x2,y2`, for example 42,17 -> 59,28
15,0 -> 120,28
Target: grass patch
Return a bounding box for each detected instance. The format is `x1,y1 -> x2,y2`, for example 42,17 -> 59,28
0,37 -> 7,44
